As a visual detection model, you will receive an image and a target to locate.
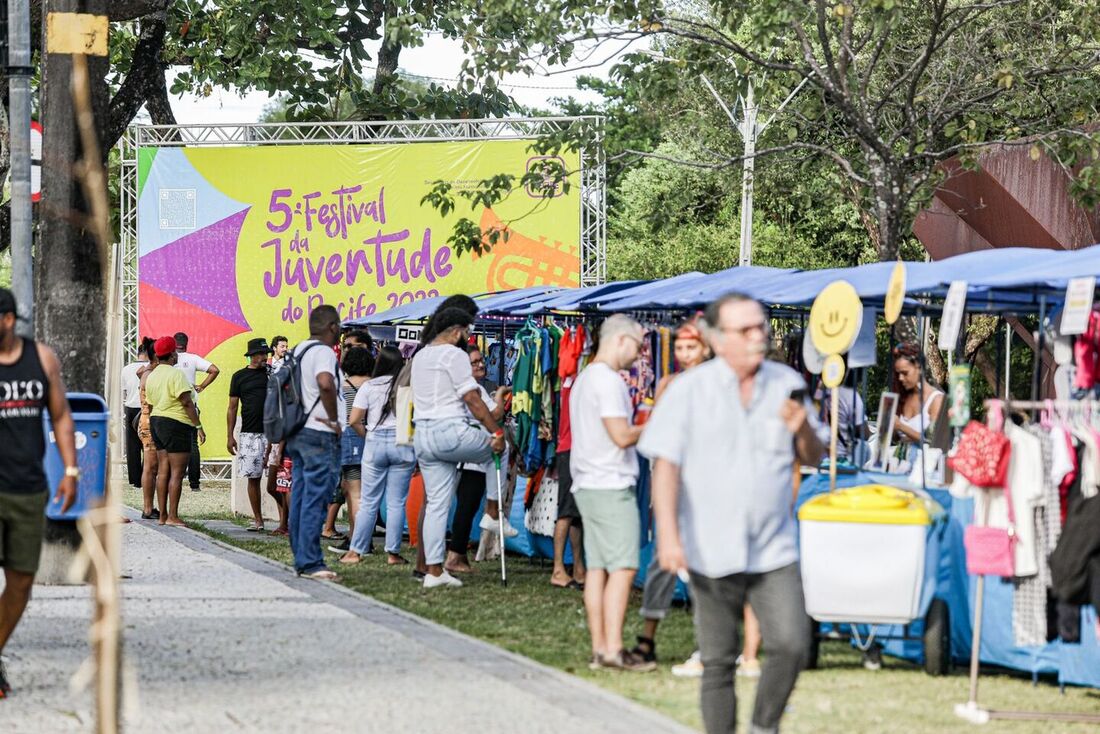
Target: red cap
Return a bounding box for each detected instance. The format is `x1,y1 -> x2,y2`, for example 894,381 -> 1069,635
154,336 -> 177,358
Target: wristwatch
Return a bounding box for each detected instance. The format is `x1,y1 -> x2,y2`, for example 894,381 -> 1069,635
64,466 -> 81,479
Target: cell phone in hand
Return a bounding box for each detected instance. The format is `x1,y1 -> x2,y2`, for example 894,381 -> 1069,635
789,388 -> 807,403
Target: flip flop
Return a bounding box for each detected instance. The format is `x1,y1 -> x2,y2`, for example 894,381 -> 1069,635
304,569 -> 340,582
269,528 -> 289,536
246,524 -> 264,533
551,580 -> 584,591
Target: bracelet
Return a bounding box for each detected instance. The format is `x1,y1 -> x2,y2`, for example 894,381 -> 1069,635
492,429 -> 504,438
64,466 -> 81,479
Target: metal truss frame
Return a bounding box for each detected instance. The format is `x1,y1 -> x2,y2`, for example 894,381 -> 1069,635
118,117 -> 606,362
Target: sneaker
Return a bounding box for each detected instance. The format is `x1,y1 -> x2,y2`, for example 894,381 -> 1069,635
327,538 -> 351,553
479,513 -> 519,538
672,651 -> 704,678
600,650 -> 657,673
190,486 -> 201,492
0,660 -> 10,698
588,654 -> 603,671
862,645 -> 882,671
423,570 -> 463,589
736,655 -> 761,678
140,509 -> 160,520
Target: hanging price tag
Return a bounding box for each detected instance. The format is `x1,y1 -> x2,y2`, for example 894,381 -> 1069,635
1059,277 -> 1095,336
938,281 -> 968,351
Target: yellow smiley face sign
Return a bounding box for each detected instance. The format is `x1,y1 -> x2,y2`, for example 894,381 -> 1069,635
884,262 -> 907,325
809,280 -> 864,356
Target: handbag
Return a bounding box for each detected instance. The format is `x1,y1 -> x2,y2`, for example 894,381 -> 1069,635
947,412 -> 1011,487
525,472 -> 559,537
963,486 -> 1017,577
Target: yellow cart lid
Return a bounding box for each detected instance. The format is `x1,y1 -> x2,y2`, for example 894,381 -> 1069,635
798,485 -> 937,526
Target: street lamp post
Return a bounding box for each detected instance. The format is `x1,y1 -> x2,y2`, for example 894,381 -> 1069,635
8,0 -> 33,336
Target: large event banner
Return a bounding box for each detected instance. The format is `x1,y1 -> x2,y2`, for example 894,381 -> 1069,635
137,140 -> 581,459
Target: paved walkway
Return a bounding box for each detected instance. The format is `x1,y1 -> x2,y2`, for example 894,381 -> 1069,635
2,514 -> 694,734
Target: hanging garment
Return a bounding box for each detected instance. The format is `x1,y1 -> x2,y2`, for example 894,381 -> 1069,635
1073,310 -> 1100,393
1050,466 -> 1100,608
1015,426 -> 1056,646
967,423 -> 1045,577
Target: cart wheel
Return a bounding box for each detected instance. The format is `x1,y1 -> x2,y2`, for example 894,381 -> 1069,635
805,615 -> 820,670
922,598 -> 950,676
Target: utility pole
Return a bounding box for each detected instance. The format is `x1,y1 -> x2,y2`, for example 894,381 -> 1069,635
699,73 -> 807,267
8,0 -> 33,337
737,81 -> 758,268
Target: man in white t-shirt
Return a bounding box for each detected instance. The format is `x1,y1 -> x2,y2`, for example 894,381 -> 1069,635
285,306 -> 344,581
121,343 -> 149,487
174,332 -> 221,492
569,314 -> 654,672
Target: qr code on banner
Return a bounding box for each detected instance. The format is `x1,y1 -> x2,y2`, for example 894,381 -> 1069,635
159,189 -> 196,230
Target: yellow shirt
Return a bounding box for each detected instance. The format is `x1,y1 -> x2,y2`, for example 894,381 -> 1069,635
145,364 -> 195,425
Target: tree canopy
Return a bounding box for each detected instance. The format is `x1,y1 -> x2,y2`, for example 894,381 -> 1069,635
427,0 -> 1100,261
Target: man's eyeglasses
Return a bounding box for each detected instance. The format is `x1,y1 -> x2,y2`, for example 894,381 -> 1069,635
719,322 -> 768,338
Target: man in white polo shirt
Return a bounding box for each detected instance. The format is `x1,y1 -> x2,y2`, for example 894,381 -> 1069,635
570,314 -> 654,673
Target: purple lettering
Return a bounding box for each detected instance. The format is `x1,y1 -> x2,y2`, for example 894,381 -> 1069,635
262,238 -> 282,297
410,229 -> 432,281
304,256 -> 325,290
346,248 -> 374,286
386,248 -> 411,284
302,191 -> 321,231
434,242 -> 453,279
325,252 -> 343,284
365,229 -> 412,287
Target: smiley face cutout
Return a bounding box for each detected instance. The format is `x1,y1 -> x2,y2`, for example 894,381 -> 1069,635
809,280 -> 864,356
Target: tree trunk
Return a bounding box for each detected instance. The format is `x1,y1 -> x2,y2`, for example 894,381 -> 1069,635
35,0 -> 110,393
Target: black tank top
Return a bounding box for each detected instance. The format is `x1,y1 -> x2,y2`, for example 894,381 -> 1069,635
0,338 -> 49,493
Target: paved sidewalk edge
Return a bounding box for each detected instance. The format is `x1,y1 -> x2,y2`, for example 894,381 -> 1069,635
125,509 -> 698,734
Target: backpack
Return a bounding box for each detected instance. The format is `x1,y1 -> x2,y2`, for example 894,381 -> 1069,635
264,342 -> 324,443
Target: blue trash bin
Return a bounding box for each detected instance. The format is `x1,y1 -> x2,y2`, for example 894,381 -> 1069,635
43,393 -> 109,521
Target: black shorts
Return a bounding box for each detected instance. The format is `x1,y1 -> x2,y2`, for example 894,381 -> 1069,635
556,451 -> 581,525
151,416 -> 194,454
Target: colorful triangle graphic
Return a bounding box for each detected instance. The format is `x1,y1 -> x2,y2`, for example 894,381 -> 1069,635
139,282 -> 249,357
139,208 -> 251,328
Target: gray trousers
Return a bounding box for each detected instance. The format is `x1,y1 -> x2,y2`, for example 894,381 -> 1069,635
690,563 -> 808,734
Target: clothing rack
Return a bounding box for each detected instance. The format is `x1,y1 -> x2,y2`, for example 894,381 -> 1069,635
956,399 -> 1100,725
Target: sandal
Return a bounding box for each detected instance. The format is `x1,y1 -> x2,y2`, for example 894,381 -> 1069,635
304,569 -> 340,582
321,532 -> 348,542
270,528 -> 289,536
246,524 -> 264,532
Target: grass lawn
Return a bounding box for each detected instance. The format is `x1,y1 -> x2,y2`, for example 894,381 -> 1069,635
125,484 -> 1100,733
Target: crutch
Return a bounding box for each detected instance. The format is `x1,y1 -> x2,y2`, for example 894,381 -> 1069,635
494,452 -> 507,586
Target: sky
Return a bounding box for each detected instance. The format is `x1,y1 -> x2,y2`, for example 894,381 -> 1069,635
166,34 -> 636,125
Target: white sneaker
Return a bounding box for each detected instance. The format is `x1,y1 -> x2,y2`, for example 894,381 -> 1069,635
423,570 -> 463,589
736,655 -> 762,678
479,514 -> 520,538
672,651 -> 704,678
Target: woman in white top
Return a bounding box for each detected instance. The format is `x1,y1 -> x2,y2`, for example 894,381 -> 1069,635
341,347 -> 413,566
410,308 -> 505,589
892,342 -> 945,457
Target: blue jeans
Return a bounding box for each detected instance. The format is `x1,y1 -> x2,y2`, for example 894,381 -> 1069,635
287,428 -> 340,574
350,428 -> 416,555
414,418 -> 493,565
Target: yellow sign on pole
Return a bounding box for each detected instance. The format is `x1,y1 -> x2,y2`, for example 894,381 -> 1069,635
809,280 -> 863,356
884,261 -> 907,325
46,13 -> 109,56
